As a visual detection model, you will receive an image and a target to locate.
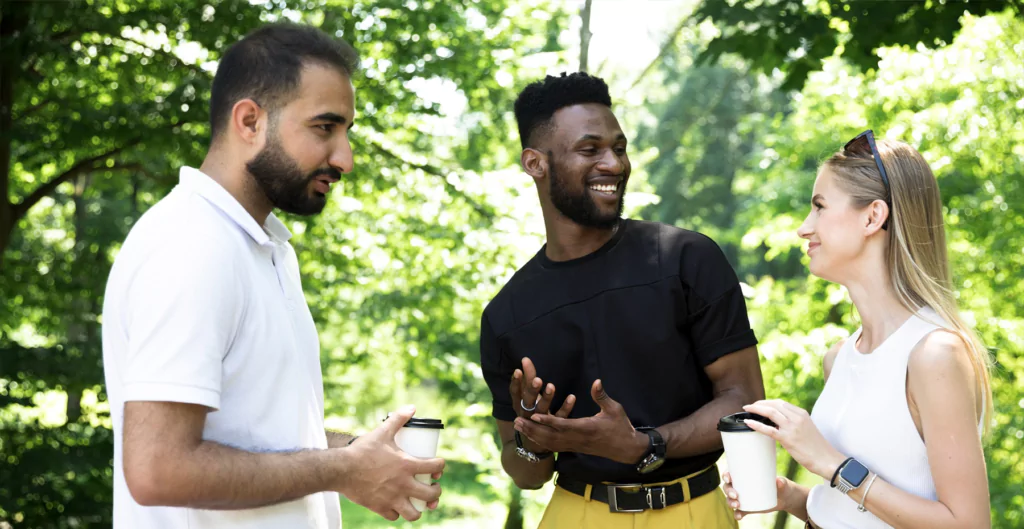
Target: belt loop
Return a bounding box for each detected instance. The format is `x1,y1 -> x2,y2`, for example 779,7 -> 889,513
584,484 -> 593,502
681,477 -> 692,503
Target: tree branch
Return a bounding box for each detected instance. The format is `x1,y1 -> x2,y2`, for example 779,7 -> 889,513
11,140 -> 141,221
13,98 -> 53,121
628,13 -> 692,91
579,0 -> 593,72
368,140 -> 494,220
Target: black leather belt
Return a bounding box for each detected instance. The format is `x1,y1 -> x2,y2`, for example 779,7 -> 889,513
556,465 -> 720,513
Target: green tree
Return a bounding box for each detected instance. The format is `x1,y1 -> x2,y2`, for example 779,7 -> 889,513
639,8 -> 1023,528
1,0 -> 567,526
694,0 -> 1024,90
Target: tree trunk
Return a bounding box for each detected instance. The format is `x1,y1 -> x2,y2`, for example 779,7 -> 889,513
503,483 -> 524,529
578,0 -> 593,72
772,454 -> 802,529
0,3 -> 27,269
0,207 -> 11,270
65,173 -> 90,424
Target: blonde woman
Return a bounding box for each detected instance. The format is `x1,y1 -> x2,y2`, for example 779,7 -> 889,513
723,131 -> 992,528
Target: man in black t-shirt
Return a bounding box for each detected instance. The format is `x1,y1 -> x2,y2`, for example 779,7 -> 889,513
479,72 -> 765,528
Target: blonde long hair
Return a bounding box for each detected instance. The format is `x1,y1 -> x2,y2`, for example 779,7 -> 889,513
824,139 -> 993,433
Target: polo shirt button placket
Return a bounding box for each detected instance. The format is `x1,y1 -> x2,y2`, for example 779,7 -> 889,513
269,243 -> 296,312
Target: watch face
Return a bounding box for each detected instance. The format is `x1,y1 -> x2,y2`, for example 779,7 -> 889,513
841,459 -> 870,487
638,455 -> 664,474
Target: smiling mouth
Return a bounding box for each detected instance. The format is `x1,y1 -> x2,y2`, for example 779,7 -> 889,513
588,181 -> 621,195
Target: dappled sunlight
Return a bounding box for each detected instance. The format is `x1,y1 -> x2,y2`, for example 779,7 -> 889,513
1,1 -> 1021,527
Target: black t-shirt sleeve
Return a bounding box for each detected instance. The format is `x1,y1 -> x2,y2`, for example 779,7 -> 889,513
679,234 -> 758,367
480,311 -> 517,421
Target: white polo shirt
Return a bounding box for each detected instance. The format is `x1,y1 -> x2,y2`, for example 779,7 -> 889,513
101,166 -> 341,528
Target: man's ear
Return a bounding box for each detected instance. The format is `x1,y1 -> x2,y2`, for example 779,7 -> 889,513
521,148 -> 548,182
230,99 -> 265,145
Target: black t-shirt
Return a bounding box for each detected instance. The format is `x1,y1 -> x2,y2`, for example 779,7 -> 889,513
479,219 -> 758,484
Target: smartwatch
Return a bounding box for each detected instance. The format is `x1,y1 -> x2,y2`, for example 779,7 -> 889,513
832,458 -> 870,494
514,430 -> 553,463
635,427 -> 666,474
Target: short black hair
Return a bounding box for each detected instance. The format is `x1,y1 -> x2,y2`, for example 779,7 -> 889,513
513,72 -> 612,149
209,22 -> 359,140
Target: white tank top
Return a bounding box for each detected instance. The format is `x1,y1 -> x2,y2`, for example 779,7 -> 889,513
806,308 -> 947,529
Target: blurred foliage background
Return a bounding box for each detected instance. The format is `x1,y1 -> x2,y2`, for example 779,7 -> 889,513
0,1 -> 1021,528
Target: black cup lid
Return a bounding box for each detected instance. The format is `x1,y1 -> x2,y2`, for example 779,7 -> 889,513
400,417 -> 444,429
717,412 -> 776,432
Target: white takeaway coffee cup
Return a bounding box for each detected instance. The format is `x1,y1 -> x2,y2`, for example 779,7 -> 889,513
392,416 -> 444,512
718,412 -> 778,512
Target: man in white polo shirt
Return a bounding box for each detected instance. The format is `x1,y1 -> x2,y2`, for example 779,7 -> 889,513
101,22 -> 443,528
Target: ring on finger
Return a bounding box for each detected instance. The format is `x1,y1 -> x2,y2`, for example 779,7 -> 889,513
521,397 -> 539,412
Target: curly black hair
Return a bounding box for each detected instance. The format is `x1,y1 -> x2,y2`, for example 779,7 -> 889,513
513,72 -> 612,149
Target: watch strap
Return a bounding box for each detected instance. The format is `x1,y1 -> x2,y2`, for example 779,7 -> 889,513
831,457 -> 853,487
514,430 -> 552,462
636,427 -> 666,458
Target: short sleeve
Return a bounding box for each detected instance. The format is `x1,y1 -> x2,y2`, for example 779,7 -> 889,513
479,312 -> 517,421
679,234 -> 758,367
121,241 -> 245,410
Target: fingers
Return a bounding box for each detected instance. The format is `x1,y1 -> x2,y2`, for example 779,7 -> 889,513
514,416 -> 554,448
522,357 -> 538,382
744,402 -> 788,426
591,379 -> 621,413
377,405 -> 416,437
377,509 -> 400,522
591,379 -> 607,403
519,358 -> 542,415
410,456 -> 446,476
535,383 -> 556,415
554,394 -> 576,418
394,497 -> 421,522
743,417 -> 778,439
408,480 -> 443,504
529,412 -> 570,430
509,369 -> 523,407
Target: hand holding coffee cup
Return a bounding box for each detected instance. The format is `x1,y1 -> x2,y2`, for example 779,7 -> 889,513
718,412 -> 779,512
392,416 -> 445,512
344,406 -> 444,522
723,473 -> 799,520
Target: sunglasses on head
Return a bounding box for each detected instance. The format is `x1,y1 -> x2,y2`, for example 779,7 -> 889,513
843,129 -> 891,230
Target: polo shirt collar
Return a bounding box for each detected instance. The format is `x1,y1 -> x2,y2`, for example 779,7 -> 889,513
178,166 -> 292,246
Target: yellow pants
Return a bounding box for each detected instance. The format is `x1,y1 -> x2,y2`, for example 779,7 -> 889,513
537,470 -> 738,529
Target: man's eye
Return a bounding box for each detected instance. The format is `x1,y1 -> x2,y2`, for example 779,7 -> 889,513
316,124 -> 335,133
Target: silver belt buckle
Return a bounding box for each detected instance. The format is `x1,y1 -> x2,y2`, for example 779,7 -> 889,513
607,484 -> 644,513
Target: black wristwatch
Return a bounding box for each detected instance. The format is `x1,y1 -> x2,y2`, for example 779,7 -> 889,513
635,427 -> 666,474
832,457 -> 869,494
514,430 -> 553,463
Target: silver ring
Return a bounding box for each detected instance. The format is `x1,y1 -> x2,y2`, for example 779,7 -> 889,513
520,397 -> 538,412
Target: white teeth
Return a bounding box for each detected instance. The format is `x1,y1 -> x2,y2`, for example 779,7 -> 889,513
589,184 -> 618,193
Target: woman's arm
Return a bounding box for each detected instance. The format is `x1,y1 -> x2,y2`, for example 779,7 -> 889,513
839,331 -> 990,529
743,332 -> 989,529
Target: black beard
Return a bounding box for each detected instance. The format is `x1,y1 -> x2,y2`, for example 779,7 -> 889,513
548,153 -> 624,229
246,133 -> 337,216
